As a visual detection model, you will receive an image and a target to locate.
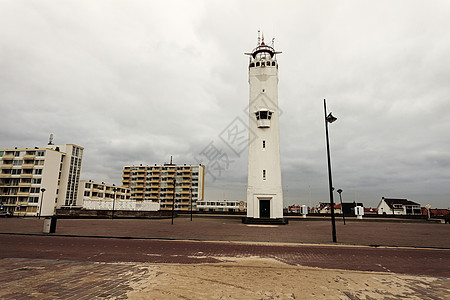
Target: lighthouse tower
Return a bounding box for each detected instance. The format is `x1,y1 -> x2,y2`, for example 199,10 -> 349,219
244,34 -> 285,223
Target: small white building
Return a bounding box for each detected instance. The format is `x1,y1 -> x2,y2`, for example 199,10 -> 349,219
78,180 -> 158,211
197,200 -> 246,212
377,197 -> 421,215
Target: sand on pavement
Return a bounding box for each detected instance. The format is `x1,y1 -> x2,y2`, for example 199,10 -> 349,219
126,257 -> 450,299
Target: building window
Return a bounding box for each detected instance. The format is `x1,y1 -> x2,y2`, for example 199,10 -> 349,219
12,169 -> 22,175
263,170 -> 266,180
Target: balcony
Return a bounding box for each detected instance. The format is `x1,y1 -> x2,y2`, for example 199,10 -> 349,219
20,174 -> 33,178
21,164 -> 34,169
23,154 -> 36,160
19,182 -> 32,186
0,174 -> 11,178
17,192 -> 30,197
2,155 -> 14,160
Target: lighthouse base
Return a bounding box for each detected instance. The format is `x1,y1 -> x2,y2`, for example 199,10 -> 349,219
242,217 -> 289,225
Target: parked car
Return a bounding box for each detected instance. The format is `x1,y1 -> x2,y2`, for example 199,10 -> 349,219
0,211 -> 12,218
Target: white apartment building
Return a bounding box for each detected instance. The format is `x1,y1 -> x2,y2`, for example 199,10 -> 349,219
197,200 -> 246,212
77,180 -> 130,202
122,163 -> 205,211
76,180 -> 159,211
0,144 -> 83,216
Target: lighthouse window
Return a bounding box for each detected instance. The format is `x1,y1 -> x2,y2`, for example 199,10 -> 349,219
256,111 -> 273,120
263,170 -> 266,180
256,62 -> 260,67
262,141 -> 266,148
250,63 -> 255,67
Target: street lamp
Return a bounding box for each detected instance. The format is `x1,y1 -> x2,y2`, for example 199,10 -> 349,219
171,177 -> 176,225
337,189 -> 346,225
111,186 -> 117,220
38,188 -> 46,219
324,99 -> 337,243
190,187 -> 193,221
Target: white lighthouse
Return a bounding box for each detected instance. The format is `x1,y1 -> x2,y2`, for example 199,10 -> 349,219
244,34 -> 286,224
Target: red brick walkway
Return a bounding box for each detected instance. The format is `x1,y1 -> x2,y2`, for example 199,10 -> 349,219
1,217 -> 449,248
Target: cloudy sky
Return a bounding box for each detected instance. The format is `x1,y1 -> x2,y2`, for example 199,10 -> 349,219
1,0 -> 449,208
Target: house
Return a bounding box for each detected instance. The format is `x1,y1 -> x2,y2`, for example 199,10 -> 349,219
421,207 -> 450,217
377,197 -> 421,215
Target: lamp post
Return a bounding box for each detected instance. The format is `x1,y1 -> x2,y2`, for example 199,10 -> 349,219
171,177 -> 176,225
38,188 -> 46,219
111,186 -> 117,220
324,99 -> 337,243
337,189 -> 346,225
190,187 -> 193,221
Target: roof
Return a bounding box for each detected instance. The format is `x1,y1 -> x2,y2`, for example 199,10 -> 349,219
382,198 -> 420,208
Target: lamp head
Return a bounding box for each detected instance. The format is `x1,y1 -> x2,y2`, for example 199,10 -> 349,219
326,113 -> 337,123
337,189 -> 343,194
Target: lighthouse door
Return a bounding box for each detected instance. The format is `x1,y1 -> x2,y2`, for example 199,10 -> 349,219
260,200 -> 270,218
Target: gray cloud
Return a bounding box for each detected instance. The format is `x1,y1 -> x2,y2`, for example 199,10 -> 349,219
1,0 -> 449,209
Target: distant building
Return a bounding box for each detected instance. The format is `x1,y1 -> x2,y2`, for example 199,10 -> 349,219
78,180 -> 130,202
122,163 -> 205,211
377,197 -> 421,215
287,205 -> 312,214
197,200 -> 246,212
0,144 -> 83,216
78,180 -> 159,211
421,207 -> 450,217
316,202 -> 364,214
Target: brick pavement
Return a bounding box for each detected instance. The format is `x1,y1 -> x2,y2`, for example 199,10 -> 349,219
0,257 -> 449,299
1,216 -> 449,248
0,258 -> 145,299
1,217 -> 449,299
1,235 -> 449,277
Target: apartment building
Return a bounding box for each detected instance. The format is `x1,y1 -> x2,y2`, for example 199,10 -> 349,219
77,180 -> 160,211
78,180 -> 160,211
122,163 -> 205,211
78,180 -> 130,202
0,144 -> 84,216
